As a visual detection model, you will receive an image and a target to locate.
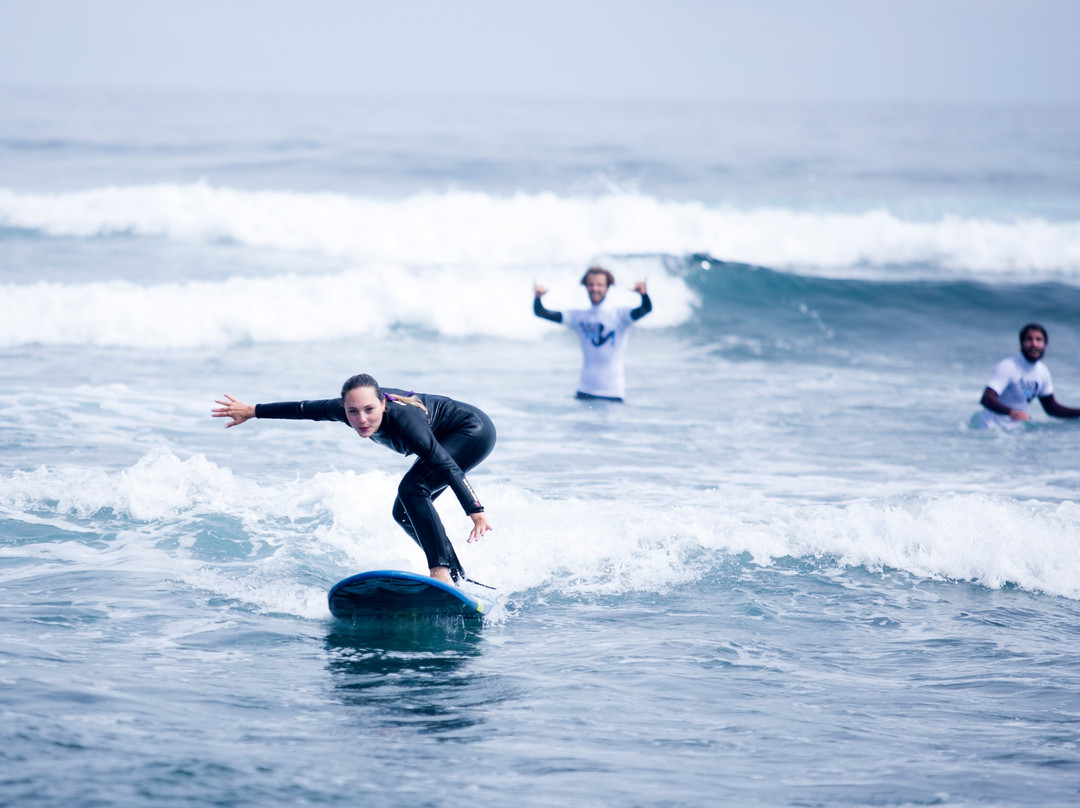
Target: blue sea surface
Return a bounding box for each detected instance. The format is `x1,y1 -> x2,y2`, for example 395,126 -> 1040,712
3,86 -> 1080,806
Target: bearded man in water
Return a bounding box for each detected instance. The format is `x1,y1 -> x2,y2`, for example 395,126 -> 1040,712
978,323 -> 1080,429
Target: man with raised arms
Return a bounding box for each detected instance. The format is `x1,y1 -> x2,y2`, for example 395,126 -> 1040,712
978,323 -> 1080,429
533,266 -> 652,402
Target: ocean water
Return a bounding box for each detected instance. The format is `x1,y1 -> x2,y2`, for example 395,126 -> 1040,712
3,86 -> 1080,806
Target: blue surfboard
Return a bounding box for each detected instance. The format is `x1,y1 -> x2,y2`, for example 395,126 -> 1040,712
328,570 -> 487,619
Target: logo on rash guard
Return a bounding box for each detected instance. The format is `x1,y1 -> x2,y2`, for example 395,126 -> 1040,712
578,322 -> 615,347
1022,380 -> 1040,401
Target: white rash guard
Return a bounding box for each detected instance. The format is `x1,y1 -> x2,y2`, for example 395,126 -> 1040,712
979,352 -> 1054,429
564,302 -> 637,399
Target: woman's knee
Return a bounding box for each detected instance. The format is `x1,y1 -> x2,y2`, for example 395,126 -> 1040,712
397,473 -> 430,501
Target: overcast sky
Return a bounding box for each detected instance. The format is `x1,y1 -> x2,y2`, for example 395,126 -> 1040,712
1,0 -> 1077,103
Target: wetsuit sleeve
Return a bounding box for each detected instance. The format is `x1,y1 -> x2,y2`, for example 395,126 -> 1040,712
534,296 -> 563,323
254,399 -> 349,423
630,292 -> 652,321
1039,395 -> 1080,418
393,407 -> 485,514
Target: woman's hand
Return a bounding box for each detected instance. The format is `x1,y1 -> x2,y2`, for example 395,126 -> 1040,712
212,394 -> 255,428
468,512 -> 492,542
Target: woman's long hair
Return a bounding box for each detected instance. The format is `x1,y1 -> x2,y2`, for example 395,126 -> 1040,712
341,374 -> 428,416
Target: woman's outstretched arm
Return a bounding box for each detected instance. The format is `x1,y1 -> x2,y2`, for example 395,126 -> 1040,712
213,395 -> 348,427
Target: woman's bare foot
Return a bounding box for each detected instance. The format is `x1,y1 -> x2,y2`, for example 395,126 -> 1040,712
429,566 -> 453,584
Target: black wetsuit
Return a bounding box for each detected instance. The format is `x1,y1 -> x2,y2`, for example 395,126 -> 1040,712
255,389 -> 496,581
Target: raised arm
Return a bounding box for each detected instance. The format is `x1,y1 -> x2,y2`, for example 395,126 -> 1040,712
533,283 -> 563,323
631,281 -> 652,321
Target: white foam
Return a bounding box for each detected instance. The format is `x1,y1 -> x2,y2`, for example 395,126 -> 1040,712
0,256 -> 693,350
374,484 -> 1080,605
5,451 -> 1080,620
3,183 -> 1080,279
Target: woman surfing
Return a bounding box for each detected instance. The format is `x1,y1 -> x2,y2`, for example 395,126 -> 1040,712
212,374 -> 495,585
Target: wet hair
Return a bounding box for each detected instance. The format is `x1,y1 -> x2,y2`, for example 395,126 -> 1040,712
580,266 -> 615,288
340,373 -> 428,416
341,373 -> 383,400
1019,323 -> 1048,343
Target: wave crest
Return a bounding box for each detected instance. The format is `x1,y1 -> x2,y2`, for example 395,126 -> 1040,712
3,183 -> 1080,277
